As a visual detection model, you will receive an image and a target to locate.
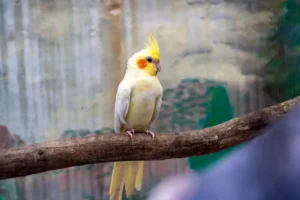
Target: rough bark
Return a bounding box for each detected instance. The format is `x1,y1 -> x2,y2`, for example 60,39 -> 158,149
0,96 -> 299,180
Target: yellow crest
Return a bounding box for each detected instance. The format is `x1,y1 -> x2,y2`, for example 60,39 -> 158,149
145,32 -> 160,59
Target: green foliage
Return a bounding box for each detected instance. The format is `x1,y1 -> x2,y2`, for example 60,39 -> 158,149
260,0 -> 300,102
188,85 -> 245,172
285,0 -> 300,23
201,86 -> 234,127
94,128 -> 114,134
158,78 -> 227,132
63,129 -> 81,138
0,180 -> 22,200
62,128 -> 114,139
0,194 -> 6,200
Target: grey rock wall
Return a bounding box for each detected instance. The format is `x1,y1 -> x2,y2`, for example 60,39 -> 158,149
0,1 -> 279,199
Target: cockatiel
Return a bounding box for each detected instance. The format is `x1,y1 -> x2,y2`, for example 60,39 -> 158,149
109,33 -> 163,200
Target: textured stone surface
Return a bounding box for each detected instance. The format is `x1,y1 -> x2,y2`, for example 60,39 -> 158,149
0,0 -> 279,199
0,0 -> 275,144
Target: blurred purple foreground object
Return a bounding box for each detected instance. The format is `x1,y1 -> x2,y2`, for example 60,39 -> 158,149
148,106 -> 300,200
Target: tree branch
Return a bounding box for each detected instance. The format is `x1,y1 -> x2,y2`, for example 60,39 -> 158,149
0,96 -> 299,180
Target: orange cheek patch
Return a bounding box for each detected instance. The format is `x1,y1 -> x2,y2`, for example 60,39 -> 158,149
137,59 -> 147,69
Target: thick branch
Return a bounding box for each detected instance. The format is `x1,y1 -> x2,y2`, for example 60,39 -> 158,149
0,96 -> 299,180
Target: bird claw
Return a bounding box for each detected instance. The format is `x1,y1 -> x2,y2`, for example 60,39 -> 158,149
125,129 -> 135,139
145,130 -> 155,140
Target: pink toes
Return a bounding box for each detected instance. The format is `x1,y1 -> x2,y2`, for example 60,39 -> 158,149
145,130 -> 155,140
125,129 -> 155,140
125,129 -> 135,139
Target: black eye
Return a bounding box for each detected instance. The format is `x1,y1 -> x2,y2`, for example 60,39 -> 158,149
146,57 -> 153,63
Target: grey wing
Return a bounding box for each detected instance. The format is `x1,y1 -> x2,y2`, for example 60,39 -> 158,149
149,95 -> 162,127
114,81 -> 132,133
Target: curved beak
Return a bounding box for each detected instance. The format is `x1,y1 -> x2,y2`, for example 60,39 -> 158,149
156,61 -> 161,72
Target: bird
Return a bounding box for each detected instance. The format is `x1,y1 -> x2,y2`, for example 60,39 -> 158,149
109,33 -> 163,200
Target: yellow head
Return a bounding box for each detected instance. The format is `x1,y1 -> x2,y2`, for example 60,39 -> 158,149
128,33 -> 161,76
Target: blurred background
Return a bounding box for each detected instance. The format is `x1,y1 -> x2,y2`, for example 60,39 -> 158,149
0,0 -> 299,199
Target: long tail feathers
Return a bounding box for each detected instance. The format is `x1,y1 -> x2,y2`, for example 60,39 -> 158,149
125,161 -> 138,197
135,161 -> 144,191
109,161 -> 144,200
109,162 -> 126,200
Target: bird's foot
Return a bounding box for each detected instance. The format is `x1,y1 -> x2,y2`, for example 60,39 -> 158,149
145,130 -> 155,140
125,129 -> 135,139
